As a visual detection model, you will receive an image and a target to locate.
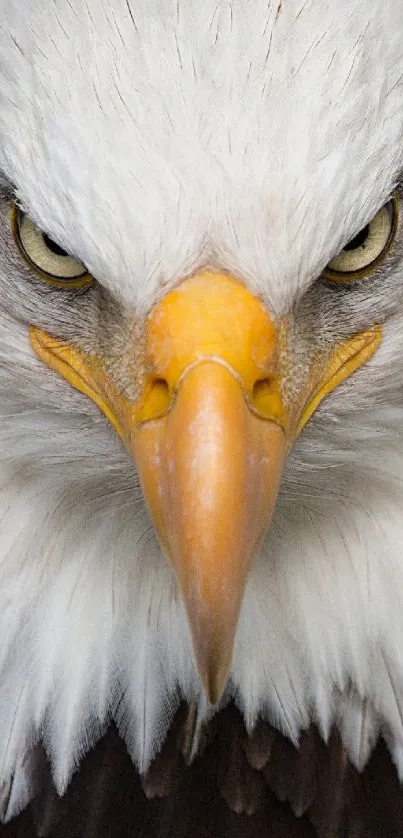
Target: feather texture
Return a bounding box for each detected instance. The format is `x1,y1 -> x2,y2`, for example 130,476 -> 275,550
3,709 -> 403,837
1,0 -> 403,312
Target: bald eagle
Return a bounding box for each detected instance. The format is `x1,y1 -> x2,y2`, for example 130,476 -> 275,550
1,0 -> 403,834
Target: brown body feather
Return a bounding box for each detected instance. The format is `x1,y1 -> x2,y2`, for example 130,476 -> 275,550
2,705 -> 402,837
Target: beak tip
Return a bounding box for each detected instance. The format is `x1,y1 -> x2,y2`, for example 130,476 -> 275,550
197,648 -> 231,706
205,679 -> 227,706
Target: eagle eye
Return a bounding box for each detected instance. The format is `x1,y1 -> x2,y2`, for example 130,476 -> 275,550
10,204 -> 93,289
325,194 -> 398,281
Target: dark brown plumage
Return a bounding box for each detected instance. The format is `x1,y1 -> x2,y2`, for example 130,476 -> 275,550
2,705 -> 403,837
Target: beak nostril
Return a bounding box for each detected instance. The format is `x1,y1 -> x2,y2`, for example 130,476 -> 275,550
251,376 -> 284,422
141,377 -> 171,421
253,377 -> 274,402
152,377 -> 169,395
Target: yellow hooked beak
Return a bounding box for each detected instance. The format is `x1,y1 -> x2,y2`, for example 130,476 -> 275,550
30,270 -> 381,703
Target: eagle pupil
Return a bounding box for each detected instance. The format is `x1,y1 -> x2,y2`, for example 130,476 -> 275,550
43,233 -> 68,257
344,224 -> 370,251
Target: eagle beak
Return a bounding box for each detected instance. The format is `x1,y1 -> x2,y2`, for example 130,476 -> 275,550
29,270 -> 381,704
132,272 -> 288,702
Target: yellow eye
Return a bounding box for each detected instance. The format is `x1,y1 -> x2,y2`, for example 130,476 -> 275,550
11,205 -> 93,289
325,195 -> 398,281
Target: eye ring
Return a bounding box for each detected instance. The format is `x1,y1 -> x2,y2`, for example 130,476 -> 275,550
10,204 -> 93,290
324,193 -> 399,283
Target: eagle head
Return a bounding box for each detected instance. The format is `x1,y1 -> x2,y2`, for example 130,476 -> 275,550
1,0 -> 403,820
